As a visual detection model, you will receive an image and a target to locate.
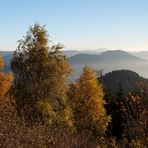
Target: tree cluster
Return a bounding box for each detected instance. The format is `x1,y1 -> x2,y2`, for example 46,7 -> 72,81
0,23 -> 147,147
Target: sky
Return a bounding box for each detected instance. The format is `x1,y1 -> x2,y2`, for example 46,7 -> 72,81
0,0 -> 148,51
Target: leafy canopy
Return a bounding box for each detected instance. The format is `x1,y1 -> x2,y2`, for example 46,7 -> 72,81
11,23 -> 72,126
68,66 -> 110,135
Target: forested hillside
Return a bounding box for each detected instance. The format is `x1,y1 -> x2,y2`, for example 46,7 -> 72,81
0,24 -> 147,147
101,70 -> 148,96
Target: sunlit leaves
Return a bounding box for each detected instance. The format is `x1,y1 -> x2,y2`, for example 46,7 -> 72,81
68,66 -> 111,135
11,23 -> 72,126
0,56 -> 13,110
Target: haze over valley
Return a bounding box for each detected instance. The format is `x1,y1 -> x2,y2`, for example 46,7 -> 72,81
1,49 -> 148,81
0,0 -> 148,147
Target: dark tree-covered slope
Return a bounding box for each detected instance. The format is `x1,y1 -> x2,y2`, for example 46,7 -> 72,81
101,70 -> 147,96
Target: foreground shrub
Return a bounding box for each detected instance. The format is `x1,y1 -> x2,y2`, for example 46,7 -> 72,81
0,111 -> 97,148
122,93 -> 147,141
1,110 -> 147,148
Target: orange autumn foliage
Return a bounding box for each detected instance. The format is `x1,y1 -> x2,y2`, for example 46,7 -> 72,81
0,56 -> 4,69
68,67 -> 111,135
0,56 -> 13,110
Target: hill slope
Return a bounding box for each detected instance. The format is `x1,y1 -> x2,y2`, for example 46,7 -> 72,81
69,50 -> 145,64
0,51 -> 13,72
101,70 -> 147,96
99,50 -> 144,61
130,51 -> 148,60
0,51 -> 13,57
69,50 -> 148,81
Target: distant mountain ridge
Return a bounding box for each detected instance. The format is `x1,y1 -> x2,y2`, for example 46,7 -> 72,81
99,50 -> 145,61
68,50 -> 148,81
63,48 -> 107,57
0,50 -> 148,80
0,51 -> 13,72
0,51 -> 14,56
69,54 -> 100,64
69,50 -> 145,64
130,51 -> 148,60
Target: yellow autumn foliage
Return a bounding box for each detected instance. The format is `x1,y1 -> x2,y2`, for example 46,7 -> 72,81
0,56 -> 13,110
10,23 -> 73,127
36,99 -> 56,125
68,66 -> 111,135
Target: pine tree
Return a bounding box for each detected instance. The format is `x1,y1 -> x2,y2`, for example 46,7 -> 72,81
68,66 -> 110,135
11,23 -> 72,126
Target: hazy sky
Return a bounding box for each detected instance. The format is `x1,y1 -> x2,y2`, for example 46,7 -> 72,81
0,0 -> 148,51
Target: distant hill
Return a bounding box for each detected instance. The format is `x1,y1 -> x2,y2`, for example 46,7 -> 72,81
99,50 -> 144,61
130,51 -> 148,60
0,51 -> 13,72
3,54 -> 13,66
0,50 -> 148,79
0,51 -> 13,57
69,54 -> 100,64
63,50 -> 82,57
69,50 -> 145,64
101,70 -> 147,96
63,48 -> 107,57
0,49 -> 106,71
69,50 -> 148,81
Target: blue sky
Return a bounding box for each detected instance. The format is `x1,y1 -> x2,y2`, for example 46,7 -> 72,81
0,0 -> 148,51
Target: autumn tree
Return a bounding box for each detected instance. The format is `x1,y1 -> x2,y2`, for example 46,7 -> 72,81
11,23 -> 73,126
0,56 -> 13,111
122,84 -> 148,142
68,67 -> 110,135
